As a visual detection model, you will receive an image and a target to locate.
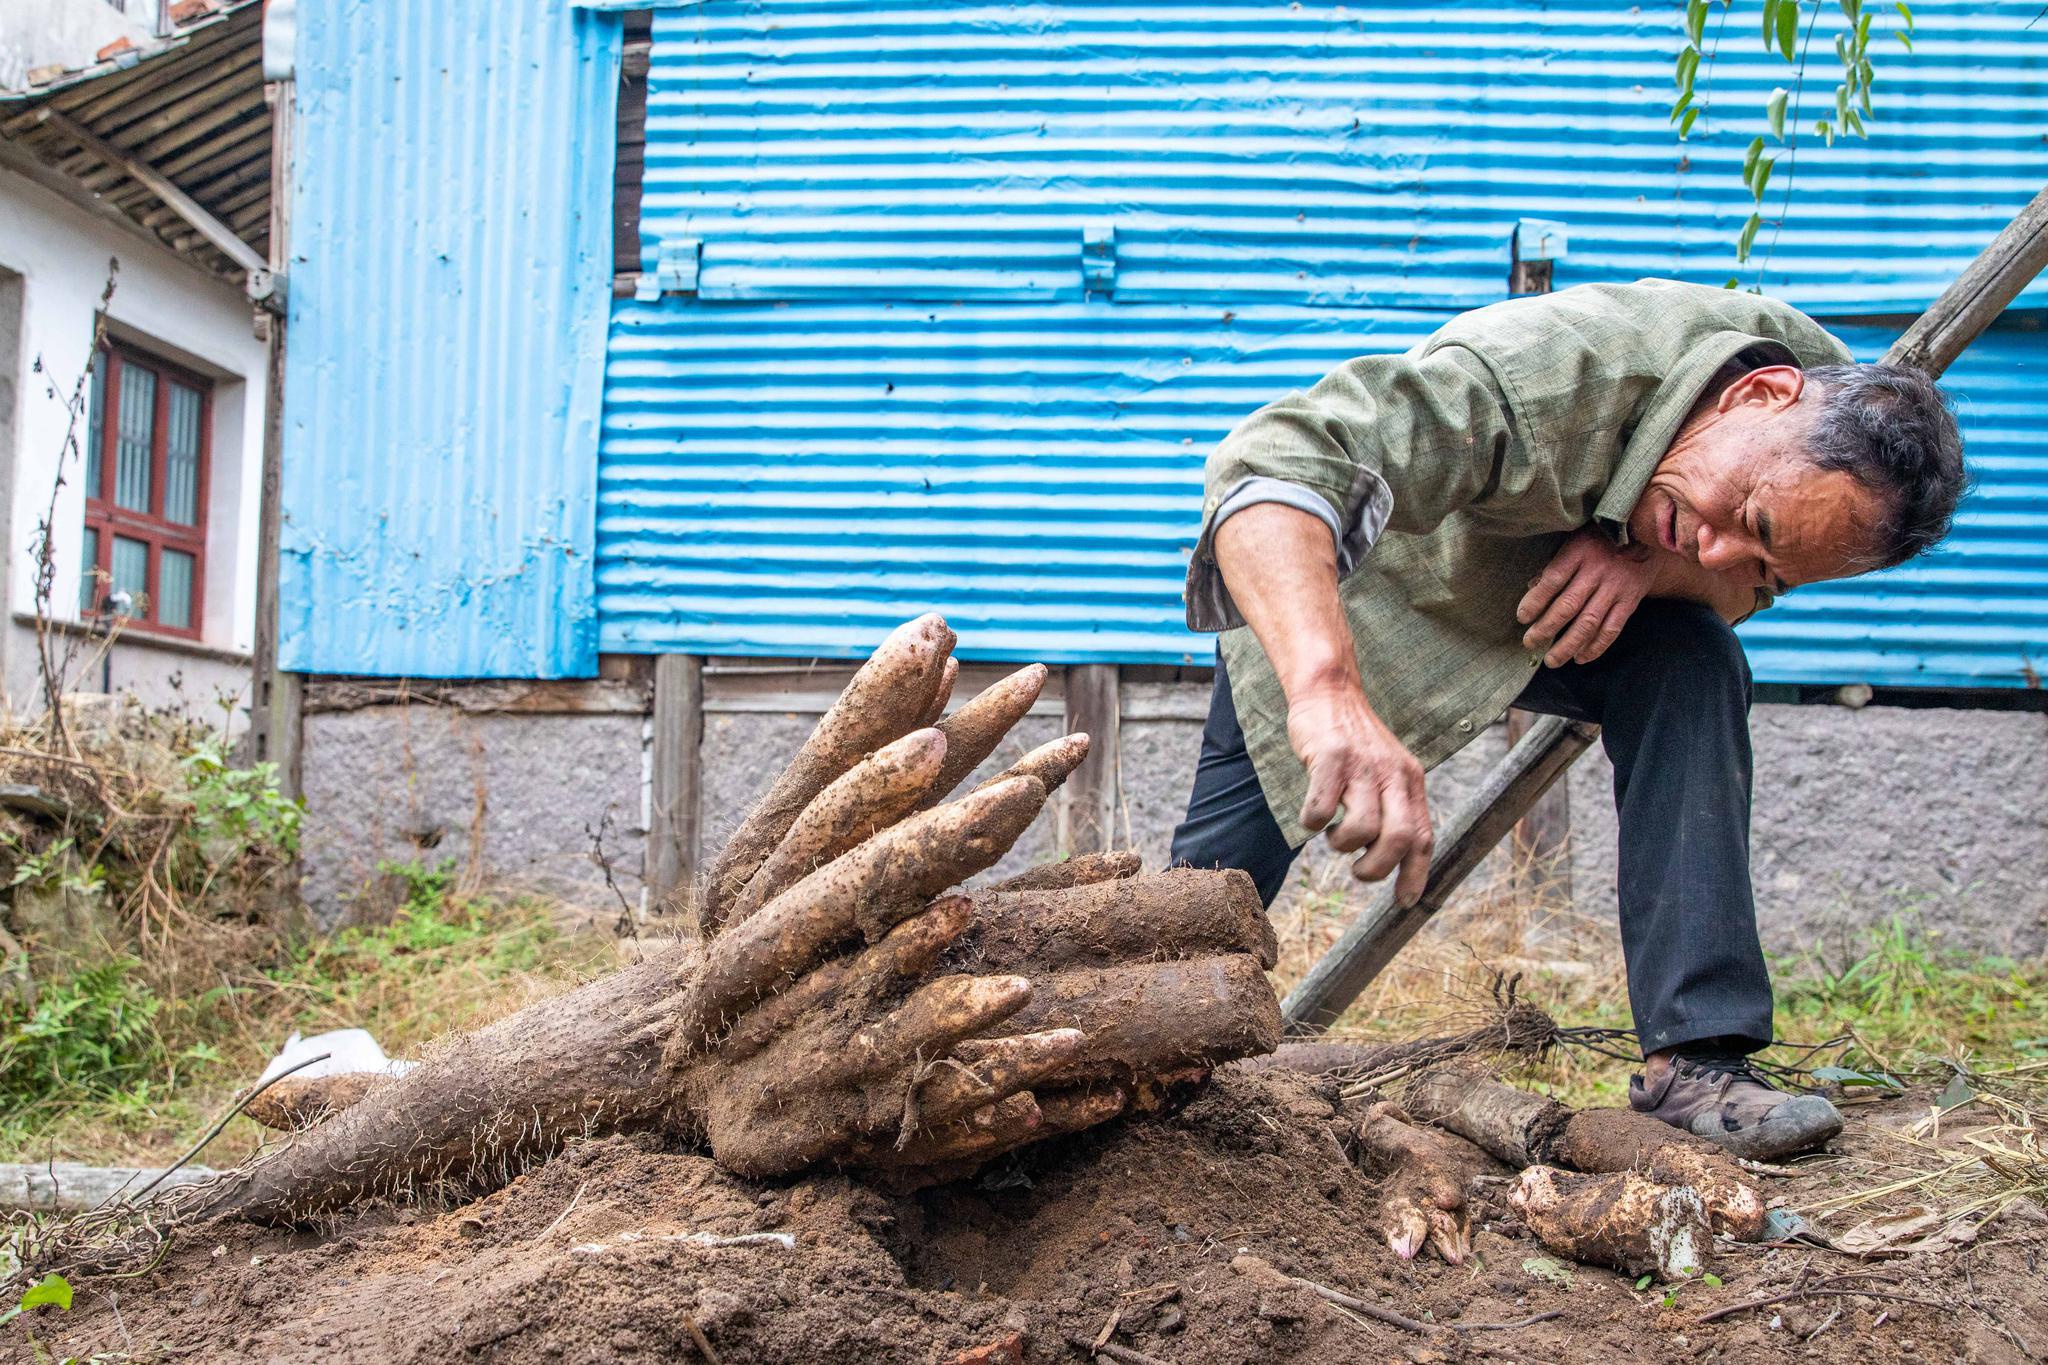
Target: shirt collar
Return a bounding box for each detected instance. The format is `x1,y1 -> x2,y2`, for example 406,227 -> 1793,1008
1594,330 -> 1797,543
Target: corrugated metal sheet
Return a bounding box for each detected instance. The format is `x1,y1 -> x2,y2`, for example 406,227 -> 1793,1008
278,0 -> 620,677
599,0 -> 2048,684
630,0 -> 2048,313
1741,326 -> 2048,689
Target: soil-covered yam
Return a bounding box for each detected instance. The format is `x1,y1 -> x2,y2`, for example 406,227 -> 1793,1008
1508,1164 -> 1712,1279
1355,1101 -> 1500,1264
985,848 -> 1142,893
919,665 -> 1049,808
959,867 -> 1277,975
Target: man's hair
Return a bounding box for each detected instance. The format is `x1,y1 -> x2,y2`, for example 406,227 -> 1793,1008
1801,363 -> 1967,569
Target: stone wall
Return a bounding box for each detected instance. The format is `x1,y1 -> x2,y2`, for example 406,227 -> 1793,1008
297,678 -> 2048,961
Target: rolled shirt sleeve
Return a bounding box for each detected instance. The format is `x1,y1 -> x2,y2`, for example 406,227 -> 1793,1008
1184,343 -> 1519,632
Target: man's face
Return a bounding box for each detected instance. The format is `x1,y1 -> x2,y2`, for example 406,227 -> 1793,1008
1627,366 -> 1889,594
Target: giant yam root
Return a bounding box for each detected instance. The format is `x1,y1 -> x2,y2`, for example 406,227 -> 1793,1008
163,615 -> 1281,1229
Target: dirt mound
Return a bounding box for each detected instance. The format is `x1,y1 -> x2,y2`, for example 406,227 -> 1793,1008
25,1070 -> 2045,1363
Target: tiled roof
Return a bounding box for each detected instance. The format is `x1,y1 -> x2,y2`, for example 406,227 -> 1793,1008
0,0 -> 268,282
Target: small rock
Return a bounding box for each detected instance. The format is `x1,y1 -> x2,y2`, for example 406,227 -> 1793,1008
1154,1306 -> 1185,1335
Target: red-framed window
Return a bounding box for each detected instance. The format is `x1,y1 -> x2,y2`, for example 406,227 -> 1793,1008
81,340 -> 211,640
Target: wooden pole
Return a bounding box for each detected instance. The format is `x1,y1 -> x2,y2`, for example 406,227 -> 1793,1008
1061,664 -> 1120,853
1279,183 -> 2048,1034
249,78 -> 299,794
649,654 -> 704,930
1280,715 -> 1598,1034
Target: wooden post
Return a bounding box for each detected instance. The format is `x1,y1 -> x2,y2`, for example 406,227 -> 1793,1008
248,78 -> 300,795
1505,707 -> 1573,904
648,653 -> 703,928
1061,663 -> 1120,854
1280,182 -> 2048,1033
1504,221 -> 1572,903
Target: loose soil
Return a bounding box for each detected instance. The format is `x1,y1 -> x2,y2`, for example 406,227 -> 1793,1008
23,1070 -> 2047,1364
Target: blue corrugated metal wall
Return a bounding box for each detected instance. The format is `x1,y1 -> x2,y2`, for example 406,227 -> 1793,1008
597,0 -> 2048,684
279,0 -> 620,678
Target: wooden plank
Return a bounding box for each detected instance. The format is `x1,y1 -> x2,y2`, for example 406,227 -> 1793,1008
36,108 -> 265,275
1279,716 -> 1600,1035
1887,184 -> 2048,377
648,655 -> 704,929
1060,664 -> 1121,854
301,677 -> 649,716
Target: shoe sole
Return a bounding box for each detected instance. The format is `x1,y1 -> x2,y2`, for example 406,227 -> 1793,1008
1687,1094 -> 1844,1161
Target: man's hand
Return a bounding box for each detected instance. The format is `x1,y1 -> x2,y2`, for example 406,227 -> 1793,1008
1517,527 -> 1657,666
1213,502 -> 1435,906
1286,685 -> 1433,905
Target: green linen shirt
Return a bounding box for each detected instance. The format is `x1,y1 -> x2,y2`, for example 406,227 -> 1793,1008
1182,279 -> 1854,847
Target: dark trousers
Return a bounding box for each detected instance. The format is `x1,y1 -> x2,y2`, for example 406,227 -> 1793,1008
1170,599 -> 1773,1056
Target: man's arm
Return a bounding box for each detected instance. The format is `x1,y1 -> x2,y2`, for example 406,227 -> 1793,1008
1212,502 -> 1434,905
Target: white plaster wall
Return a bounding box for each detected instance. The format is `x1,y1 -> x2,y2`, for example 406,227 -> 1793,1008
0,166 -> 265,715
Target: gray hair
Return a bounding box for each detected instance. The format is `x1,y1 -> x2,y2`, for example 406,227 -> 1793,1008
1802,363 -> 1967,569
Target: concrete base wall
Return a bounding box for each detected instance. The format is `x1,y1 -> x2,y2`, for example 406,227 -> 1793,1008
296,678 -> 2048,960
301,706 -> 647,926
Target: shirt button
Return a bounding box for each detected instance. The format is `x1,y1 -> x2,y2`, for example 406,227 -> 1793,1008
1456,719 -> 1474,734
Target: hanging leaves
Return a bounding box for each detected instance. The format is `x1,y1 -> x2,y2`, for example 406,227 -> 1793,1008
1666,1 -> 1921,277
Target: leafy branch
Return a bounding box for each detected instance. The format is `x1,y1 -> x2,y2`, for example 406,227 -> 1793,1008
1670,0 -> 1919,275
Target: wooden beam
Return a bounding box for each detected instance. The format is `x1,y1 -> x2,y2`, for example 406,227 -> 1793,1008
648,654 -> 704,930
1061,664 -> 1121,854
33,107 -> 265,275
1280,716 -> 1600,1035
0,135 -> 235,283
301,677 -> 648,716
1886,184 -> 2048,378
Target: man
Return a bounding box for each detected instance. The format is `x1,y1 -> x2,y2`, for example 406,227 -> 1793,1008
1173,279 -> 1966,1159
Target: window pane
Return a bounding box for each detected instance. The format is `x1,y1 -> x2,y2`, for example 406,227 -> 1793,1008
115,364 -> 155,513
164,382 -> 201,525
158,548 -> 194,630
86,355 -> 106,497
79,526 -> 99,614
110,535 -> 147,616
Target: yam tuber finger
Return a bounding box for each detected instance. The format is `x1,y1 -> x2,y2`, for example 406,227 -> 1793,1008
704,613 -> 956,924
714,897 -> 974,1065
833,974 -> 1034,1085
912,1028 -> 1088,1126
998,955 -> 1282,1086
669,776 -> 1049,1058
969,733 -> 1090,798
917,665 -> 1049,809
1355,1102 -> 1496,1266
724,729 -> 948,928
243,1073 -> 387,1131
849,1092 -> 1046,1169
917,656 -> 960,729
985,849 -> 1142,894
962,867 -> 1276,974
1549,1108 -> 1767,1240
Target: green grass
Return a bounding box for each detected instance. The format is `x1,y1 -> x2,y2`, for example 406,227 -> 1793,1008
1512,913 -> 2048,1108
0,861 -> 609,1169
